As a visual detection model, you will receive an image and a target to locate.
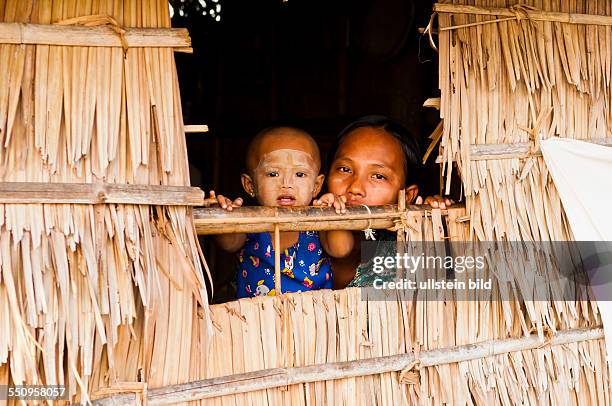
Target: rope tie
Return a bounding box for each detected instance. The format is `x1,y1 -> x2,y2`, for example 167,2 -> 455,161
399,359 -> 421,385
389,211 -> 420,237
54,14 -> 129,56
360,205 -> 376,240
438,3 -> 539,33
423,12 -> 438,52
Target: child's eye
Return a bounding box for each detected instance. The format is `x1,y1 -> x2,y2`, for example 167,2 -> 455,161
266,171 -> 279,177
373,173 -> 387,180
296,172 -> 306,178
337,166 -> 351,173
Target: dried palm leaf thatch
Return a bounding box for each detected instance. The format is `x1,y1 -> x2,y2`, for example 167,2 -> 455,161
0,0 -> 209,402
436,0 -> 612,242
433,0 -> 612,403
181,209 -> 607,406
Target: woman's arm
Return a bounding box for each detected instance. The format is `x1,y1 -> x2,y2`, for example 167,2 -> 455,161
214,233 -> 247,253
319,230 -> 354,258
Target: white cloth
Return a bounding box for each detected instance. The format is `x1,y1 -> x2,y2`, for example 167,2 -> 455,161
541,138 -> 612,367
541,138 -> 612,240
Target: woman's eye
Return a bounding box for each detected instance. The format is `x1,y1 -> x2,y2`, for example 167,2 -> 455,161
373,173 -> 387,180
296,172 -> 306,178
337,166 -> 351,173
266,171 -> 279,177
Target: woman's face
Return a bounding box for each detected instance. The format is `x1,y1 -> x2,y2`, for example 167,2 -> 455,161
327,127 -> 406,206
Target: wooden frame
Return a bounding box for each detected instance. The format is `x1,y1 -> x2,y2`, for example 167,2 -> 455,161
433,3 -> 612,26
0,22 -> 192,52
0,182 -> 204,206
92,327 -> 604,405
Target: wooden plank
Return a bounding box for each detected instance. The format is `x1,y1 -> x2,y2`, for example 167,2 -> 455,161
184,124 -> 209,133
433,3 -> 612,26
193,206 -> 465,235
91,327 -> 604,405
435,138 -> 612,162
423,97 -> 441,110
0,22 -> 192,51
0,182 -> 204,205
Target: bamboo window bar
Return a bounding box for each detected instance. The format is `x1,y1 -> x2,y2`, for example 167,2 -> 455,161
193,204 -> 461,235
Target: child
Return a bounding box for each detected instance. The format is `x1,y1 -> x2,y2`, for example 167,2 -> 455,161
212,126 -> 352,298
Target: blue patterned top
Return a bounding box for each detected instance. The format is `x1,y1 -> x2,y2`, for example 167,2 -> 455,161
236,231 -> 333,298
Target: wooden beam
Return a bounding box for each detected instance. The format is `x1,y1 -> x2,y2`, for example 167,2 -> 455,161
91,327 -> 604,405
0,182 -> 204,206
433,3 -> 612,26
0,22 -> 192,52
184,124 -> 209,133
194,205 -> 464,234
435,138 -> 612,162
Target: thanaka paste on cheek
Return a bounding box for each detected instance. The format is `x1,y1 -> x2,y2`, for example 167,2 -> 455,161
251,149 -> 322,206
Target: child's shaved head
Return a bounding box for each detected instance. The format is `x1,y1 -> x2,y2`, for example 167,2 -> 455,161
242,126 -> 325,207
246,127 -> 321,174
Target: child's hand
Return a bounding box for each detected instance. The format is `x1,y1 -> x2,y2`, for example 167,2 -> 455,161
415,195 -> 454,209
209,190 -> 243,211
313,193 -> 347,214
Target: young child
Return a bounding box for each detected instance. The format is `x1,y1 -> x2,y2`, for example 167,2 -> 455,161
212,126 -> 352,298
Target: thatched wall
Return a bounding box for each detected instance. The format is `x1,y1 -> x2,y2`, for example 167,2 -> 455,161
436,0 -> 612,241
198,209 -> 607,405
0,0 -> 209,403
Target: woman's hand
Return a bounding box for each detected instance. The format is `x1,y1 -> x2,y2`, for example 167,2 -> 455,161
313,193 -> 347,214
209,190 -> 243,211
415,195 -> 455,209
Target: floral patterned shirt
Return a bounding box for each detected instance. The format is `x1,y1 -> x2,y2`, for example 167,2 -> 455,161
236,231 -> 333,298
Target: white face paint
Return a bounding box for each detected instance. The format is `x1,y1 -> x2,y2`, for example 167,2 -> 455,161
252,149 -> 321,206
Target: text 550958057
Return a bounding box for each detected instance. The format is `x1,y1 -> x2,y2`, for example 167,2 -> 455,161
0,385 -> 67,400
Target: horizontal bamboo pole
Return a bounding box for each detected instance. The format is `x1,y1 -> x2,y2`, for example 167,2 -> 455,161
433,3 -> 612,26
0,23 -> 192,51
193,205 -> 463,234
184,124 -> 209,133
0,182 -> 204,206
91,327 -> 604,405
435,138 -> 612,162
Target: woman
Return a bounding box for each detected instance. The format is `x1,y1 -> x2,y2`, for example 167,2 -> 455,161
323,116 -> 452,288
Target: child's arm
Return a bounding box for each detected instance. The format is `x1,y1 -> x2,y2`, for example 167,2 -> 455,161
313,193 -> 355,258
209,191 -> 247,252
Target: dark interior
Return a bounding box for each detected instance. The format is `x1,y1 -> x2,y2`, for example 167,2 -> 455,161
171,0 -> 450,303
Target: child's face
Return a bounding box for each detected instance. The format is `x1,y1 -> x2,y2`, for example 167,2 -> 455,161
327,127 -> 406,206
243,133 -> 324,207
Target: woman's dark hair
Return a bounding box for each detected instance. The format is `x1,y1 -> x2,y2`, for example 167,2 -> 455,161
324,115 -> 422,187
